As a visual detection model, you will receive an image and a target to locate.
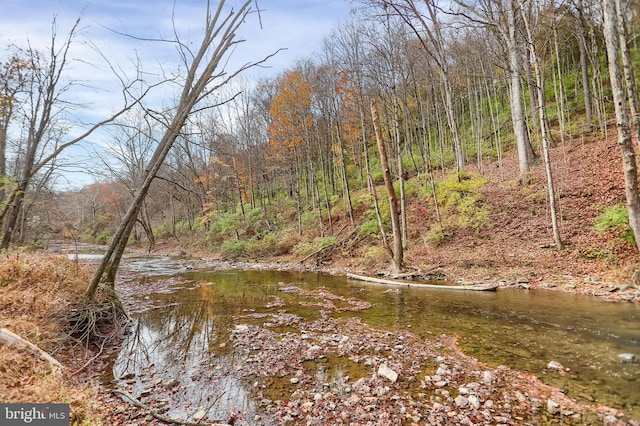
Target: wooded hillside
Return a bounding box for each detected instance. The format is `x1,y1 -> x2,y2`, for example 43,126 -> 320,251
2,0 -> 640,286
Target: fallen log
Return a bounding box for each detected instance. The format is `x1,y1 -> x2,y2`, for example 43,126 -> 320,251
0,328 -> 63,374
346,273 -> 499,291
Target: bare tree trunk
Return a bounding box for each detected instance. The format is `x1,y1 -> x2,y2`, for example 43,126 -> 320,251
603,0 -> 640,252
615,0 -> 640,144
86,0 -> 273,299
371,99 -> 403,273
507,0 -> 537,184
522,2 -> 563,250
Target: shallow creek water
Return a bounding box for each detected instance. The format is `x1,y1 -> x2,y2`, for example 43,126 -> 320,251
105,260 -> 640,422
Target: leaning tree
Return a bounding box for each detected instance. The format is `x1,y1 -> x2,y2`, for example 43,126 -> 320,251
85,0 -> 279,300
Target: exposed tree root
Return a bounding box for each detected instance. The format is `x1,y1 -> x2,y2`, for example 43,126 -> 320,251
63,285 -> 130,347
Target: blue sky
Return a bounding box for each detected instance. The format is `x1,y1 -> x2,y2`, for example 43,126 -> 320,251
0,0 -> 352,188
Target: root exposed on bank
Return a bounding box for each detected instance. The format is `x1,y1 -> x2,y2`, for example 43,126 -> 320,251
64,288 -> 130,347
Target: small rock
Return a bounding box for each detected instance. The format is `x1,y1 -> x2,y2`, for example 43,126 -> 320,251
468,395 -> 481,409
547,360 -> 564,371
290,377 -> 299,384
458,387 -> 469,395
165,378 -> 179,389
435,381 -> 448,388
455,395 -> 468,408
378,363 -> 398,383
436,366 -> 448,376
618,353 -> 637,363
515,390 -> 527,402
233,324 -> 249,333
482,371 -> 493,383
547,399 -> 560,414
484,400 -> 494,409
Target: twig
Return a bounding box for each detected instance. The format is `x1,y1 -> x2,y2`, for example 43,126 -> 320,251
112,388 -> 230,425
71,335 -> 108,375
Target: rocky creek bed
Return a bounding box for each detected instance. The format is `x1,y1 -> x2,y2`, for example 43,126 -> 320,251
99,274 -> 637,426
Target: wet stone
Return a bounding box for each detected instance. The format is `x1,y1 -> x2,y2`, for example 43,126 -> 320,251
165,378 -> 179,388
547,360 -> 565,371
618,353 -> 637,363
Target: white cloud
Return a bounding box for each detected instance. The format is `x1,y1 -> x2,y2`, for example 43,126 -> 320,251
0,0 -> 352,189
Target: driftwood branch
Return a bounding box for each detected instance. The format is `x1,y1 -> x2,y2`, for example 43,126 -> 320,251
0,328 -> 63,374
346,273 -> 499,291
113,389 -> 230,425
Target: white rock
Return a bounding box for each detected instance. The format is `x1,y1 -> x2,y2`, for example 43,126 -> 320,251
618,353 -> 637,363
193,410 -> 206,421
455,395 -> 468,408
547,360 -> 564,371
547,399 -> 560,414
468,394 -> 481,409
378,363 -> 398,383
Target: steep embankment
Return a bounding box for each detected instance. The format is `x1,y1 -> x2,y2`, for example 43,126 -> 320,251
290,132 -> 640,301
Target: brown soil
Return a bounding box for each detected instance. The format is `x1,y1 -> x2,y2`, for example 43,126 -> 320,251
285,131 -> 640,303
2,133 -> 640,425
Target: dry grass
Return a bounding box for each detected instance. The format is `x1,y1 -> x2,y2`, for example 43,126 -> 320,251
0,251 -> 105,424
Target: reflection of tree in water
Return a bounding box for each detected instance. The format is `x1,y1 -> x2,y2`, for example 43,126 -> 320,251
112,275 -> 268,420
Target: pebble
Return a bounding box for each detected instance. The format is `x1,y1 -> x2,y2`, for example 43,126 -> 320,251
547,399 -> 560,414
455,395 -> 468,407
378,363 -> 398,382
618,353 -> 637,363
468,394 -> 481,409
165,378 -> 179,388
290,377 -> 299,384
547,360 -> 564,371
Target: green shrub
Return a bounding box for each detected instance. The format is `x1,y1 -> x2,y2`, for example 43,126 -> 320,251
594,204 -> 635,245
363,246 -> 387,269
95,231 -> 110,245
220,238 -> 247,258
425,224 -> 452,246
293,236 -> 338,257
434,172 -> 490,232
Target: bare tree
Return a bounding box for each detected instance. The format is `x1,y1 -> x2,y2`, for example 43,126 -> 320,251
602,0 -> 640,252
86,0 -> 280,299
454,0 -> 538,183
0,17 -> 146,249
371,99 -> 403,273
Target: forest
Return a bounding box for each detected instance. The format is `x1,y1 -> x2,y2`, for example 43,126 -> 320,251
1,0 -> 640,423
0,0 -> 639,281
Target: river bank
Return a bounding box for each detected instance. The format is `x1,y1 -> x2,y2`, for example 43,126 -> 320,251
1,250 -> 638,425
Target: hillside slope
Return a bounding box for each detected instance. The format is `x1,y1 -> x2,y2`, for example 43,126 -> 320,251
316,132 -> 639,299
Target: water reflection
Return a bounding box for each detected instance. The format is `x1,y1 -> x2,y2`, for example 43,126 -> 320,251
109,266 -> 640,421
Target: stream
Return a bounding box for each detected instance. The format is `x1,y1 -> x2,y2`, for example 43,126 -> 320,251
97,254 -> 640,423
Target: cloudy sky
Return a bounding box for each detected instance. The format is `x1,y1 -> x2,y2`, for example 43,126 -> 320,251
0,0 -> 353,188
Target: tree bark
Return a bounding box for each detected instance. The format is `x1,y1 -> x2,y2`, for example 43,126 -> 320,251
602,0 -> 640,252
370,99 -> 403,273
